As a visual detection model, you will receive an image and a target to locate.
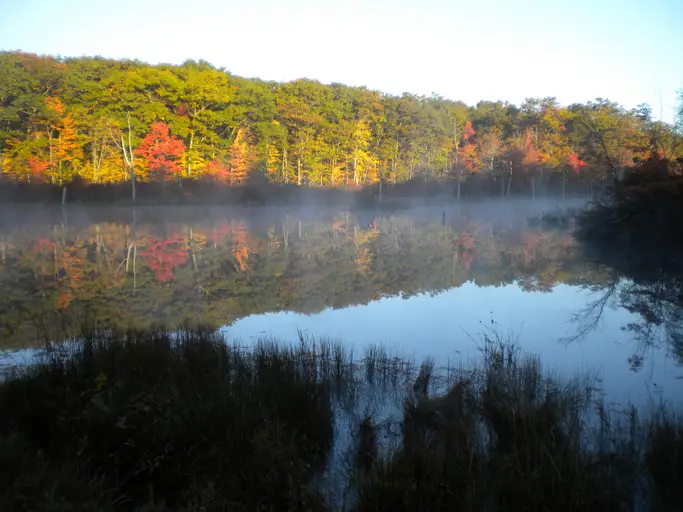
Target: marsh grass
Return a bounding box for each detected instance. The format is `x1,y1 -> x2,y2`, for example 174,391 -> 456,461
0,328 -> 339,511
354,335 -> 683,512
0,327 -> 681,511
645,410 -> 683,511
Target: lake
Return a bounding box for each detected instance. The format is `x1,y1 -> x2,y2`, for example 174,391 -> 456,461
1,200 -> 681,406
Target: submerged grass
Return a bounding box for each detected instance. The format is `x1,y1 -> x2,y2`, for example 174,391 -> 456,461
0,327 -> 681,511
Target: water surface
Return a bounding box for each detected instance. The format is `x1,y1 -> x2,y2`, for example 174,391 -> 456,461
1,201 -> 681,404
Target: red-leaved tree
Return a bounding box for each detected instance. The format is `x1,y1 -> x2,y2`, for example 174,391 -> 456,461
460,121 -> 480,171
463,121 -> 476,143
139,234 -> 189,282
136,122 -> 186,184
567,152 -> 586,174
522,130 -> 540,166
28,157 -> 50,182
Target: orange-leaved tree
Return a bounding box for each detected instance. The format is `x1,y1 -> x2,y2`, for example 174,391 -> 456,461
136,122 -> 186,185
460,122 -> 479,171
203,159 -> 226,183
46,96 -> 82,184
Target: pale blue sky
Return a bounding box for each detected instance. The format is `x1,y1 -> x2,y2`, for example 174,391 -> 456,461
1,0 -> 681,121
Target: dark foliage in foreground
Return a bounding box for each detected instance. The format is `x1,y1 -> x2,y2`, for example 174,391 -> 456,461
356,347 -> 624,511
0,329 -> 681,511
353,340 -> 683,512
0,329 -> 334,511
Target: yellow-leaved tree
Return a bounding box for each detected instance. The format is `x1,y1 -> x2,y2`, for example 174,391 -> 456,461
266,144 -> 282,183
351,120 -> 372,185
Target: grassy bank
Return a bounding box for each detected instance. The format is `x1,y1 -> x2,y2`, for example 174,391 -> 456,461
0,328 -> 681,511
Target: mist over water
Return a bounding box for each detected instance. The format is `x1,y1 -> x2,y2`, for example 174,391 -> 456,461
1,199 -> 681,405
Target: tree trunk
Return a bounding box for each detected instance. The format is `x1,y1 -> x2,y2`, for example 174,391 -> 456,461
187,131 -> 194,179
128,114 -> 136,202
61,186 -> 67,206
133,235 -> 137,293
393,141 -> 399,184
53,226 -> 58,279
132,209 -> 137,292
189,226 -> 198,271
92,133 -> 99,183
456,167 -> 461,201
48,132 -> 54,183
353,151 -> 358,185
96,224 -> 102,267
118,114 -> 137,203
131,167 -> 136,203
282,147 -> 288,184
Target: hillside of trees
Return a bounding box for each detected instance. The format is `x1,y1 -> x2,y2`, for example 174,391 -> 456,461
1,51 -> 682,200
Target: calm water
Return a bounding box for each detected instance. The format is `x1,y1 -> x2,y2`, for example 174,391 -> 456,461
1,201 -> 681,405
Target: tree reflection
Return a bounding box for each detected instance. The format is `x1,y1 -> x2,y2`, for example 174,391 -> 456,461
571,221 -> 683,368
565,272 -> 620,344
0,206 -> 644,351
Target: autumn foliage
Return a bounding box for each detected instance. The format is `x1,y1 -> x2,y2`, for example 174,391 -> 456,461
521,131 -> 540,167
205,159 -> 231,183
228,129 -> 250,184
463,121 -> 475,143
135,122 -> 186,182
567,153 -> 587,174
28,157 -> 50,182
0,51 -> 681,194
138,234 -> 189,282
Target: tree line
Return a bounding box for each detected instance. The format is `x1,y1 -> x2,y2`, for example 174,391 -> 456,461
1,51 -> 681,196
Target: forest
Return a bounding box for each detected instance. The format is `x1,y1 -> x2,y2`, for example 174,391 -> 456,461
1,51 -> 682,200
